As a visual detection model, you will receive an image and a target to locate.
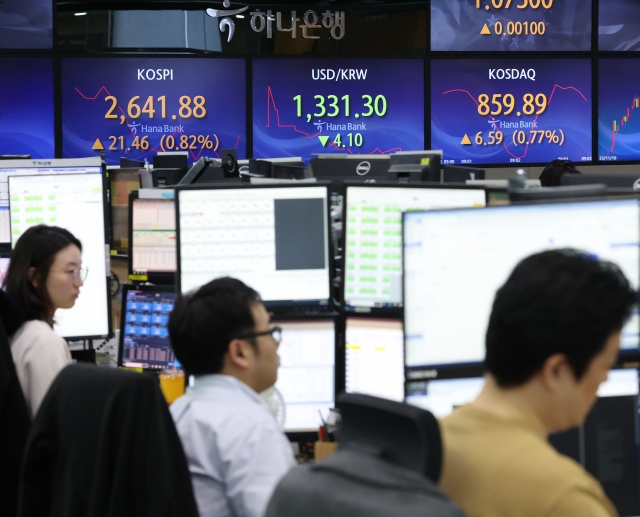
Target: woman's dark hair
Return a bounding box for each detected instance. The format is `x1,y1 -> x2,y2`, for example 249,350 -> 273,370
3,225 -> 82,323
485,249 -> 637,387
168,277 -> 261,375
539,159 -> 581,187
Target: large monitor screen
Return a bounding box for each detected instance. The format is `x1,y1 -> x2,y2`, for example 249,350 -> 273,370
345,318 -> 404,402
252,58 -> 424,163
120,286 -> 179,370
431,0 -> 591,52
404,199 -> 640,375
274,319 -> 335,432
599,0 -> 640,51
61,57 -> 246,165
177,185 -> 331,308
0,57 -> 54,158
131,197 -> 176,276
431,58 -> 592,166
0,0 -> 52,48
598,59 -> 640,162
0,157 -> 103,244
344,185 -> 486,309
9,173 -> 110,339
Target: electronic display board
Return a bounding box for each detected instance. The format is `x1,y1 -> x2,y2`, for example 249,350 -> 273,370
431,58 -> 592,166
61,57 -> 246,166
0,0 -> 52,48
0,57 -> 54,159
252,58 -> 424,163
598,59 -> 640,162
431,0 -> 591,52
599,0 -> 640,51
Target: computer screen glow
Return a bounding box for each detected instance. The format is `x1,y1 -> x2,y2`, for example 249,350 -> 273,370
0,158 -> 101,243
121,288 -> 179,369
406,369 -> 639,419
344,186 -> 485,308
345,318 -> 404,401
404,199 -> 640,371
131,198 -> 176,275
178,186 -> 330,306
274,320 -> 335,432
9,173 -> 110,339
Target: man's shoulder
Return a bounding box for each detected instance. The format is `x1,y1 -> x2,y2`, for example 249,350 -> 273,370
440,406 -> 612,516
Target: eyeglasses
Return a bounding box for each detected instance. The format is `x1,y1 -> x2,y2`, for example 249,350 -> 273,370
237,326 -> 282,344
50,267 -> 89,283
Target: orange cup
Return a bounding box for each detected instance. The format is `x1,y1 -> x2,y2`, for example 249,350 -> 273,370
159,369 -> 185,404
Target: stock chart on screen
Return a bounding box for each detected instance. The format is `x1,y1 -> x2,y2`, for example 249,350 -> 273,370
598,59 -> 640,162
61,57 -> 246,165
252,58 -> 424,163
431,58 -> 592,166
431,0 -> 591,52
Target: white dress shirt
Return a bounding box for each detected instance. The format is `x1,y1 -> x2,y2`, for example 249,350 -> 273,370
170,374 -> 296,517
11,319 -> 72,418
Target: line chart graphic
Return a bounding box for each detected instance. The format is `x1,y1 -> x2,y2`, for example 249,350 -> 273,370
431,59 -> 592,165
61,57 -> 246,165
442,84 -> 588,160
252,58 -> 424,163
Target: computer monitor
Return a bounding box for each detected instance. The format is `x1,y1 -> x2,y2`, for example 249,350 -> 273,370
8,173 -> 110,340
118,285 -> 179,370
387,151 -> 442,182
343,183 -> 486,311
176,184 -> 331,311
128,190 -> 176,283
405,368 -> 638,418
345,317 -> 404,402
272,318 -> 335,432
310,155 -> 390,179
403,199 -> 640,378
0,256 -> 9,285
0,157 -> 102,245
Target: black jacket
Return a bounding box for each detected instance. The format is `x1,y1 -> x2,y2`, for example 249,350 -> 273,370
0,290 -> 29,517
17,363 -> 199,517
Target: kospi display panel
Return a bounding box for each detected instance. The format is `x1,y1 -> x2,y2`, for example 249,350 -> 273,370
431,0 -> 591,52
0,58 -> 54,158
431,59 -> 592,166
252,58 -> 424,163
598,59 -> 640,162
61,58 -> 246,165
599,0 -> 640,51
0,0 -> 52,48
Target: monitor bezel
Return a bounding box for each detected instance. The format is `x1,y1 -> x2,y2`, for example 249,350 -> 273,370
8,171 -> 112,341
402,196 -> 640,382
118,283 -> 177,371
342,180 -> 488,317
174,181 -> 335,314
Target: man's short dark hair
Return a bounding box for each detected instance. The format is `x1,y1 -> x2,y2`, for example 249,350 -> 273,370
485,249 -> 637,387
168,277 -> 261,375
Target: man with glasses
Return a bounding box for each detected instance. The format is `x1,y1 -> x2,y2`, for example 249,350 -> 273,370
168,277 -> 295,517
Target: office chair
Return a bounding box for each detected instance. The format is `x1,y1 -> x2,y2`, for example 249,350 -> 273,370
266,393 -> 466,517
17,364 -> 198,517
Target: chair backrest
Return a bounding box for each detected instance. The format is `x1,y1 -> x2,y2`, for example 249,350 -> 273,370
266,394 -> 465,517
17,363 -> 198,517
337,393 -> 442,482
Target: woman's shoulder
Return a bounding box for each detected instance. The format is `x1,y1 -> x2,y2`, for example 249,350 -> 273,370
13,320 -> 65,346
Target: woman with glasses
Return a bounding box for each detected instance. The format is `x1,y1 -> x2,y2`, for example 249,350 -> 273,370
3,225 -> 86,418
